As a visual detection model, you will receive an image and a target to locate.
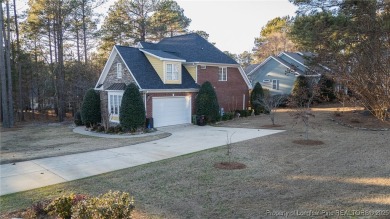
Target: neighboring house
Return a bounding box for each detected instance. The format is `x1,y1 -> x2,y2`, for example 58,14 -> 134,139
245,52 -> 319,95
95,33 -> 251,127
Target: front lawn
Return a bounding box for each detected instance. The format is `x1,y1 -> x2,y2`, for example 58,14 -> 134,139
1,104 -> 389,218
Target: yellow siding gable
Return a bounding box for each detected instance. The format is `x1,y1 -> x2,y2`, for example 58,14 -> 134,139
184,65 -> 197,82
145,54 -> 164,81
164,62 -> 182,84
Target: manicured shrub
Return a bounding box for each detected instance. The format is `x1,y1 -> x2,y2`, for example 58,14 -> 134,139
222,112 -> 234,121
81,89 -> 101,127
250,82 -> 266,115
119,83 -> 146,132
74,111 -> 83,126
114,124 -> 123,133
25,200 -> 51,219
97,126 -> 105,132
196,81 -> 220,123
46,194 -> 87,219
72,191 -> 134,219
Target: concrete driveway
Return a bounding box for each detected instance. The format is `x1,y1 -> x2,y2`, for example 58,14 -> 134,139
0,125 -> 284,196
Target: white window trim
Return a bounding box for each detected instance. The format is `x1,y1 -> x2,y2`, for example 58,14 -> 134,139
218,67 -> 227,81
272,79 -> 280,90
108,91 -> 124,122
164,62 -> 180,81
117,63 -> 122,79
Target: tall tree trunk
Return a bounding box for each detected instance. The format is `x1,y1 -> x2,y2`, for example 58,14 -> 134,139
0,4 -> 10,128
56,0 -> 65,122
48,18 -> 53,65
5,0 -> 14,127
76,24 -> 81,62
13,0 -> 24,121
82,0 -> 88,64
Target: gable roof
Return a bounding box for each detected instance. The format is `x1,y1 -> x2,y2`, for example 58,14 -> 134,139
140,49 -> 185,61
139,33 -> 238,64
247,55 -> 303,77
244,64 -> 260,74
281,52 -> 314,67
115,45 -> 198,90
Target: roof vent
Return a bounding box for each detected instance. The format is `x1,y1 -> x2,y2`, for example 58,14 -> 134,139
200,65 -> 206,69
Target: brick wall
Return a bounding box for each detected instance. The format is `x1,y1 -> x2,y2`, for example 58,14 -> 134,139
197,66 -> 249,112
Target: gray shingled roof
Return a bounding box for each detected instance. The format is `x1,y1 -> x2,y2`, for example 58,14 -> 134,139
140,33 -> 238,64
283,52 -> 313,66
141,49 -> 184,60
115,45 -> 199,90
244,64 -> 260,74
273,56 -> 305,75
106,83 -> 127,90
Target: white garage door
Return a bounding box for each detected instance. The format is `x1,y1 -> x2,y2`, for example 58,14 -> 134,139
152,96 -> 192,127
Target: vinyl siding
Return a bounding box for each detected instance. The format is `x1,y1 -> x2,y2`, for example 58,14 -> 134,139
250,59 -> 297,95
145,54 -> 164,81
184,65 -> 197,82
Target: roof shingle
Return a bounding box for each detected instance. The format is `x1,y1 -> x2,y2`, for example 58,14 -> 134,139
140,33 -> 237,64
115,45 -> 199,90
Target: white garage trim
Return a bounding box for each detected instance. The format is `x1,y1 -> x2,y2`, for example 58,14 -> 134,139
152,96 -> 192,127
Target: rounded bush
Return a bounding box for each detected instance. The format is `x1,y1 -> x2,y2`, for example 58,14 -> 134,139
250,82 -> 266,115
196,81 -> 220,123
119,83 -> 145,131
81,89 -> 101,127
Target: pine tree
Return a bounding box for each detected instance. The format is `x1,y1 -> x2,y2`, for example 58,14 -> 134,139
81,88 -> 101,127
250,82 -> 265,115
196,81 -> 220,123
120,83 -> 145,131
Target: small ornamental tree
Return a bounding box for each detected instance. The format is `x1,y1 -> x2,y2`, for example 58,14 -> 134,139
289,75 -> 321,140
250,82 -> 265,115
119,83 -> 145,132
196,81 -> 220,123
81,89 -> 101,127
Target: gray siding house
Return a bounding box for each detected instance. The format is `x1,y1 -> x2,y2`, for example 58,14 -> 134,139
246,52 -> 317,95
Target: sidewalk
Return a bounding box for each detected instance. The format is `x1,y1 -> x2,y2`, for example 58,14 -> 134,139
0,125 -> 284,196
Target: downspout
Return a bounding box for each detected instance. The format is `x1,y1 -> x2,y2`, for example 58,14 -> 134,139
144,91 -> 148,117
243,94 -> 245,110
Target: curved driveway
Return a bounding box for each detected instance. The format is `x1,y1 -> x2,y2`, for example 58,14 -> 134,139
0,125 -> 284,196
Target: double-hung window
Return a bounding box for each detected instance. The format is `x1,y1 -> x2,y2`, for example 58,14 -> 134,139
109,94 -> 122,116
272,79 -> 280,90
218,67 -> 227,81
166,63 -> 179,80
117,63 -> 122,78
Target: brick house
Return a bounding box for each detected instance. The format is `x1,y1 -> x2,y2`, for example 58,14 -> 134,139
95,33 -> 251,127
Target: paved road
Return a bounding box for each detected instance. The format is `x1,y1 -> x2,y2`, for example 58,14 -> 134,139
0,125 -> 284,196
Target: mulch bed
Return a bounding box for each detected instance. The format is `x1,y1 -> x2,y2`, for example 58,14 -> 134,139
292,139 -> 324,145
214,162 -> 247,170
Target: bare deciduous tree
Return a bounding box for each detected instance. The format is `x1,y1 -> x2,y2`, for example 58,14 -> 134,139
254,93 -> 287,125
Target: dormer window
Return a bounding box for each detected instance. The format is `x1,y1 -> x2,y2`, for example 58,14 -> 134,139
166,63 -> 179,81
117,63 -> 122,78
